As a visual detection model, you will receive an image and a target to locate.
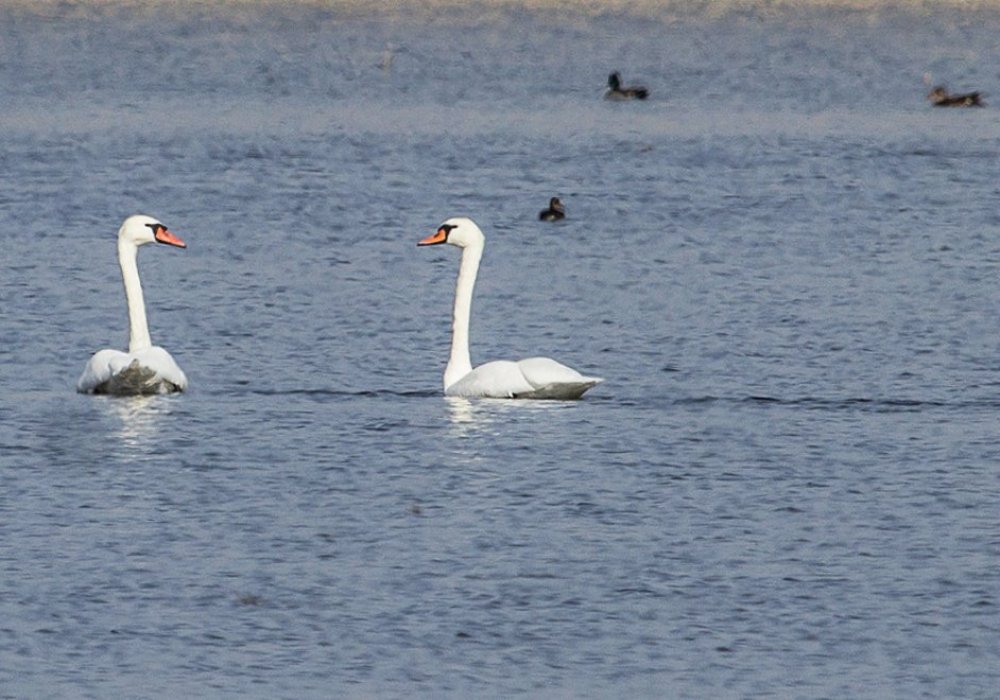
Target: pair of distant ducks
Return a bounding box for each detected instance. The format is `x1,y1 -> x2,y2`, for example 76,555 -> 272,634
606,71 -> 987,108
535,73 -> 648,223
78,216 -> 603,400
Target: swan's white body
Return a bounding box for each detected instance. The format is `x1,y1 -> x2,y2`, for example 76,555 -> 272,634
419,217 -> 602,400
77,215 -> 188,395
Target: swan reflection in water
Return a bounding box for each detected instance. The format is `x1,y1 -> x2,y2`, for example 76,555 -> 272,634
445,395 -> 573,437
101,394 -> 173,452
446,396 -> 489,433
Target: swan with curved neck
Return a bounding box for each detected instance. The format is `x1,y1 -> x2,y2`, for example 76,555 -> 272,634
77,215 -> 188,395
418,217 -> 603,399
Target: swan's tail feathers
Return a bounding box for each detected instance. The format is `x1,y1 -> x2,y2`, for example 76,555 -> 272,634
514,377 -> 603,400
90,359 -> 183,396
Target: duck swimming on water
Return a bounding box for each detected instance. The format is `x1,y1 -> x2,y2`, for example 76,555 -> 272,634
605,72 -> 648,100
927,85 -> 984,107
539,197 -> 565,221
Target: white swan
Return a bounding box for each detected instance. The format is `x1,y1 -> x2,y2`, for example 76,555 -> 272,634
77,215 -> 188,395
418,217 -> 603,399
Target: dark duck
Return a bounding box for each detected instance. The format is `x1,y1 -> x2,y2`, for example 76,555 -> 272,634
539,197 -> 565,221
605,72 -> 649,100
927,85 -> 984,107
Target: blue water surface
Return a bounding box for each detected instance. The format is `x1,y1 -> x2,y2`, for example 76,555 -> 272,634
1,2 -> 999,698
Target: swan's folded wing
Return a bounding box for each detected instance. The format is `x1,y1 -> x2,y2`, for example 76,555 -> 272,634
517,357 -> 602,385
132,346 -> 188,392
514,357 -> 602,399
445,360 -> 534,398
77,349 -> 134,393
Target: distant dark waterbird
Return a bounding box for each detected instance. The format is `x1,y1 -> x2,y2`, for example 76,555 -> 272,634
927,85 -> 984,107
605,72 -> 648,100
539,197 -> 565,221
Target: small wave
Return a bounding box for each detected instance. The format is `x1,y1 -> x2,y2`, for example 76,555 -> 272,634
668,395 -> 999,412
746,396 -> 944,410
743,395 -> 989,412
245,387 -> 439,399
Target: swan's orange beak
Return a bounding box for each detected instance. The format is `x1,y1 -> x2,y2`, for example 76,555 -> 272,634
417,228 -> 448,246
155,227 -> 187,249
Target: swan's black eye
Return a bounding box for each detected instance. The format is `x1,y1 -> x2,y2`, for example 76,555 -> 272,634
145,223 -> 163,234
440,224 -> 457,238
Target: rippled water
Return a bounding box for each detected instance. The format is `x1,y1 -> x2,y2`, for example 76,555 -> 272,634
2,2 -> 999,697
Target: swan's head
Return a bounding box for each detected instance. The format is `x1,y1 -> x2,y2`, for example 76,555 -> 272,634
417,217 -> 484,249
119,214 -> 186,249
608,72 -> 622,90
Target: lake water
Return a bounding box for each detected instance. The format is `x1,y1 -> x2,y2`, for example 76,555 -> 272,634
1,1 -> 999,697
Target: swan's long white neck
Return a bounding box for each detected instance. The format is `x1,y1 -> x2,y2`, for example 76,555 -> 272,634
444,240 -> 483,391
118,238 -> 152,353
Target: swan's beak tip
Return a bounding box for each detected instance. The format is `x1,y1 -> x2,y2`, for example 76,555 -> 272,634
155,228 -> 187,249
418,229 -> 448,247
